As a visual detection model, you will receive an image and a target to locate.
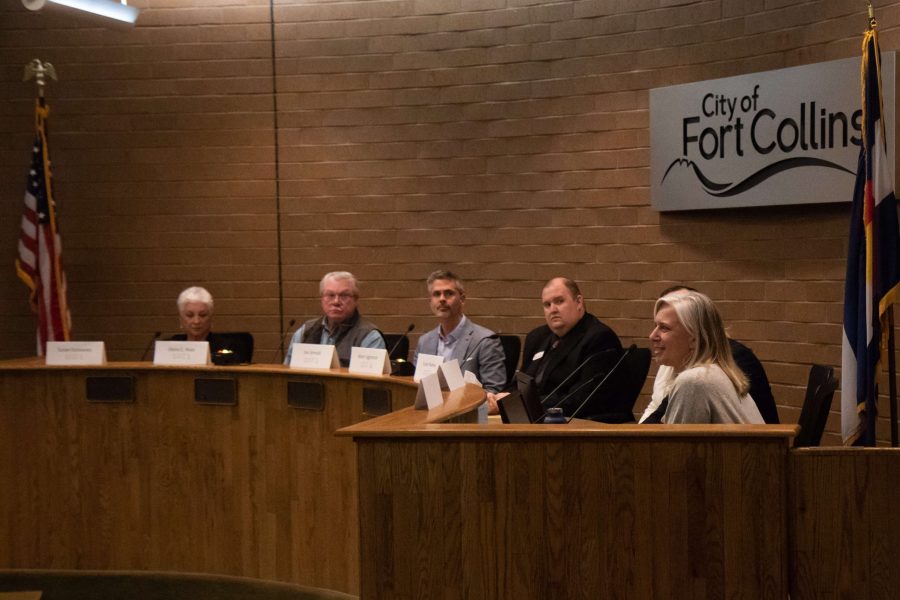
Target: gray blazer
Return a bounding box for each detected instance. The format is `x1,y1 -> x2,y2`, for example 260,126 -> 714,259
414,318 -> 507,392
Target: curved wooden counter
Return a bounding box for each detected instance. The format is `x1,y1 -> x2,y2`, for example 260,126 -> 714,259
0,358 -> 418,595
341,411 -> 797,599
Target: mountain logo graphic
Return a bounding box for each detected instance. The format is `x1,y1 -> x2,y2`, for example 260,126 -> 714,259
660,156 -> 855,197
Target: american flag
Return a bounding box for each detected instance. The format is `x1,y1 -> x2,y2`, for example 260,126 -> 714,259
15,100 -> 71,355
841,28 -> 900,445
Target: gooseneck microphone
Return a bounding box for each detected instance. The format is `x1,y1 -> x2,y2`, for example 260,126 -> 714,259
539,348 -> 620,408
273,318 -> 297,363
141,331 -> 162,361
386,323 -> 415,359
547,372 -> 604,410
565,344 -> 637,423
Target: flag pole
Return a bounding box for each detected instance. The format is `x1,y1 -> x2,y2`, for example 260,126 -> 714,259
874,0 -> 900,447
889,309 -> 898,446
865,1 -> 899,446
17,58 -> 71,355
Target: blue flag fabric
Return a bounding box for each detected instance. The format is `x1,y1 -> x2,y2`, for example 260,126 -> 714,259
841,28 -> 900,446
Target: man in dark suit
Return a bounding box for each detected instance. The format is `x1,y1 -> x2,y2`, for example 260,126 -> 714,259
521,277 -> 625,420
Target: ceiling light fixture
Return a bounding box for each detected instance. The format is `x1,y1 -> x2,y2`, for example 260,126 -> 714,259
22,0 -> 140,25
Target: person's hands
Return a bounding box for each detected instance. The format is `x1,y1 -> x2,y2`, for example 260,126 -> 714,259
485,391 -> 509,415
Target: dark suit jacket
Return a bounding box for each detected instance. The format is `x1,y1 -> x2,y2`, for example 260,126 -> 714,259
170,332 -> 254,365
729,338 -> 779,424
521,312 -> 624,420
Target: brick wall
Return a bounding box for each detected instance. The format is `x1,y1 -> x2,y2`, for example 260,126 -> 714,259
1,0 -> 898,444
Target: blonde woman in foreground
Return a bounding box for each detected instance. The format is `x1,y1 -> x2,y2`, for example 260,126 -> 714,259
644,290 -> 763,424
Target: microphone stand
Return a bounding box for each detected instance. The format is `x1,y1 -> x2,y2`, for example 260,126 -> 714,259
564,344 -> 636,423
538,348 -> 619,408
141,332 -> 161,361
273,318 -> 297,364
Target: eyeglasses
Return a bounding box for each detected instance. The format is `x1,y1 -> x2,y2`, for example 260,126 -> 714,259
322,292 -> 356,302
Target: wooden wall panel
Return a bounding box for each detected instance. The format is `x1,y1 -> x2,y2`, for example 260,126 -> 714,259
789,448 -> 900,600
0,363 -> 417,595
357,433 -> 789,599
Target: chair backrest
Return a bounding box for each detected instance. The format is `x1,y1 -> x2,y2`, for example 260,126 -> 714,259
382,334 -> 410,361
211,331 -> 254,365
623,346 -> 652,406
794,364 -> 838,447
583,346 -> 651,423
613,346 -> 652,422
498,334 -> 522,387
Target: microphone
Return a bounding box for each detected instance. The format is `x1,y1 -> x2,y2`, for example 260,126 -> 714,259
272,318 -> 297,363
547,372 -> 604,410
461,332 -> 500,365
387,323 -> 415,358
141,331 -> 161,361
386,324 -> 415,376
539,348 -> 620,408
564,344 -> 637,423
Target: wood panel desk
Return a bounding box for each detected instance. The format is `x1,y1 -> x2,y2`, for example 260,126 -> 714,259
340,413 -> 797,600
789,447 -> 900,600
0,358 -> 418,595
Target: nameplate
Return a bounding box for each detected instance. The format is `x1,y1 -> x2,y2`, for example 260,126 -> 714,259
289,343 -> 339,370
414,353 -> 444,382
415,371 -> 444,410
349,347 -> 390,376
463,370 -> 483,388
437,359 -> 466,392
153,341 -> 211,366
46,341 -> 107,366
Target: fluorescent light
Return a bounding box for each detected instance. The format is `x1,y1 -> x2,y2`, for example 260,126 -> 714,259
22,0 -> 140,24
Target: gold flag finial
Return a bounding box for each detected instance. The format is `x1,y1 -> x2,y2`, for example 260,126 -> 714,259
867,1 -> 877,30
23,59 -> 57,99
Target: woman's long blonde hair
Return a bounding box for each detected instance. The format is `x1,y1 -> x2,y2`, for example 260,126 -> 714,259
654,291 -> 749,396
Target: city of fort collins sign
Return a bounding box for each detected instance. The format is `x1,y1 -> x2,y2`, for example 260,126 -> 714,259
650,53 -> 895,211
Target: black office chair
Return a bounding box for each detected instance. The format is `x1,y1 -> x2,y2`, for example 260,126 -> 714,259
585,346 -> 651,423
498,334 -> 522,388
382,333 -> 410,361
793,364 -> 838,447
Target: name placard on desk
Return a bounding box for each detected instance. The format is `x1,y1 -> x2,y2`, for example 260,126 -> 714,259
463,370 -> 483,388
289,343 -> 339,370
153,341 -> 211,366
414,353 -> 443,382
415,371 -> 444,410
349,347 -> 390,376
437,359 -> 466,391
46,341 -> 107,366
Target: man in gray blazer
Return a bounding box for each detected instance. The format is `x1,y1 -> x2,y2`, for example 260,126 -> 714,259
413,270 -> 507,411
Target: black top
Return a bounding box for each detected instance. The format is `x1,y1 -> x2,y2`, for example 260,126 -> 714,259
170,332 -> 254,365
521,312 -> 624,420
729,338 -> 779,424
